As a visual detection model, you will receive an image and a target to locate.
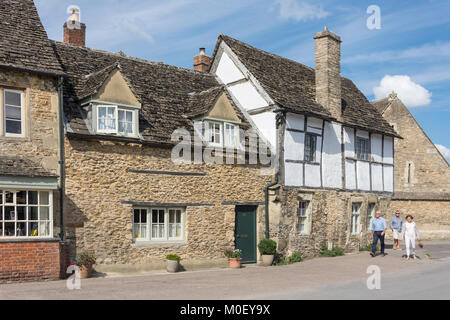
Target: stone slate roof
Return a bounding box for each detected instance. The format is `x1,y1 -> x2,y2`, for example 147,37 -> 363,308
371,97 -> 392,114
213,35 -> 399,137
51,41 -> 245,144
0,0 -> 63,75
393,192 -> 450,201
0,157 -> 56,177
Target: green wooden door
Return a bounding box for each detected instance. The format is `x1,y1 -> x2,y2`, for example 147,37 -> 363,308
235,206 -> 257,263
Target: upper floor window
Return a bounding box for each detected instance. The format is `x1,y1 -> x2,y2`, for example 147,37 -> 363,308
304,133 -> 317,162
96,104 -> 137,137
204,120 -> 240,149
356,137 -> 370,161
2,89 -> 24,137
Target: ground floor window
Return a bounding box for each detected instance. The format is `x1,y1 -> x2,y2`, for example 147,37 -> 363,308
133,207 -> 185,242
367,203 -> 376,231
0,190 -> 53,238
297,201 -> 310,234
351,203 -> 361,235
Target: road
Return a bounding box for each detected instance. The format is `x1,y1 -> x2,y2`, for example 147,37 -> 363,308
1,242 -> 449,300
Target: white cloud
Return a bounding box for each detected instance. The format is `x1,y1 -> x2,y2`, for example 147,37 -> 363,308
276,0 -> 330,22
436,144 -> 450,163
373,75 -> 432,107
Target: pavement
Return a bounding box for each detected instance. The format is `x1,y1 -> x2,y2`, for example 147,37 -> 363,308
1,241 -> 450,300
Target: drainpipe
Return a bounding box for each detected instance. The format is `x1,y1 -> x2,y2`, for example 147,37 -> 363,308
264,173 -> 278,239
57,77 -> 65,241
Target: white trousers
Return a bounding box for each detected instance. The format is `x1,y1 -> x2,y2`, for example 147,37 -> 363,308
405,235 -> 416,256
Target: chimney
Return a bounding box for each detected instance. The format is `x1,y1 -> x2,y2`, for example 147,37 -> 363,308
314,27 -> 342,120
63,8 -> 86,47
193,48 -> 211,72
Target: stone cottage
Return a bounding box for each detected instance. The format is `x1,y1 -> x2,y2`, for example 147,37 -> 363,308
372,93 -> 450,240
0,0 -> 65,281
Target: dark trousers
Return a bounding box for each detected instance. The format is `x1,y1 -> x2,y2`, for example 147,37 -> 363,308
372,231 -> 385,254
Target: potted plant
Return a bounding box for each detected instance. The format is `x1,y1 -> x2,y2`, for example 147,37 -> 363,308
72,253 -> 96,279
166,254 -> 181,273
258,238 -> 277,266
224,248 -> 242,268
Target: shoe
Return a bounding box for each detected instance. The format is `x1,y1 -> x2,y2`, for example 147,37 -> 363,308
406,256 -> 410,260
412,254 -> 416,260
381,253 -> 386,257
370,252 -> 375,257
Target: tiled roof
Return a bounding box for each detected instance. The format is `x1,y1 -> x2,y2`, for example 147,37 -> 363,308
371,97 -> 391,114
214,35 -> 399,137
0,0 -> 63,75
51,41 -> 229,144
0,157 -> 56,177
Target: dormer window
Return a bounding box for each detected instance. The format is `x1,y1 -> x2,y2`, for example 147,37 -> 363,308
203,120 -> 240,149
94,104 -> 138,137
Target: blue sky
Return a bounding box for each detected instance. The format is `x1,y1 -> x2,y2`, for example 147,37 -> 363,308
34,0 -> 449,161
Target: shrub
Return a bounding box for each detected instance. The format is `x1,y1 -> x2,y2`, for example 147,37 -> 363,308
166,254 -> 180,261
320,246 -> 345,257
360,244 -> 379,251
273,256 -> 288,266
224,248 -> 242,259
288,251 -> 303,263
258,238 -> 277,255
71,253 -> 96,268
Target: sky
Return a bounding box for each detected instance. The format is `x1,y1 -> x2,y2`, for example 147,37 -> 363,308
34,0 -> 450,162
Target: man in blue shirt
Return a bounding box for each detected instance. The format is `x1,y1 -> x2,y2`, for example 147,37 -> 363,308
370,210 -> 387,257
390,210 -> 403,250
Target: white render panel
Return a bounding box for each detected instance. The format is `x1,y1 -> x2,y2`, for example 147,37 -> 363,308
345,159 -> 356,189
304,164 -> 321,187
344,127 -> 355,158
215,52 -> 245,85
383,165 -> 394,192
284,130 -> 304,161
371,163 -> 383,191
306,117 -> 323,134
250,112 -> 276,149
356,130 -> 369,139
383,136 -> 394,164
284,162 -> 303,187
357,161 -> 370,191
371,134 -> 383,162
322,122 -> 343,188
228,81 -> 268,111
286,113 -> 304,130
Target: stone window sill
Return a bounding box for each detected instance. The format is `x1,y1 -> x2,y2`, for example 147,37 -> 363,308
132,241 -> 187,248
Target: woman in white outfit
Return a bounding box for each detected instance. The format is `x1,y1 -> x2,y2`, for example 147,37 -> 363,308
401,215 -> 421,260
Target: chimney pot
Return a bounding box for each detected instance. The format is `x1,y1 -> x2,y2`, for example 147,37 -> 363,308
199,48 -> 206,55
63,7 -> 86,47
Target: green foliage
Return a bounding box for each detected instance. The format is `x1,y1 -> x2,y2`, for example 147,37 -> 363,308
360,244 -> 379,251
273,256 -> 288,266
320,246 -> 345,257
71,253 -> 96,267
166,254 -> 180,261
258,238 -> 277,255
288,251 -> 303,263
224,248 -> 242,259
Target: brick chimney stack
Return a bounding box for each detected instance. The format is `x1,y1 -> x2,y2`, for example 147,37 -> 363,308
314,27 -> 342,120
194,48 -> 211,72
63,8 -> 86,47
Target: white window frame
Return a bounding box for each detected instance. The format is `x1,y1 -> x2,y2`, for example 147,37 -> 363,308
304,133 -> 317,162
118,108 -> 135,136
132,207 -> 185,243
356,137 -> 370,161
206,121 -> 223,147
351,202 -> 361,235
2,89 -> 25,138
224,122 -> 239,149
204,120 -> 240,149
367,203 -> 375,231
0,190 -> 53,239
297,201 -> 310,234
96,104 -> 118,134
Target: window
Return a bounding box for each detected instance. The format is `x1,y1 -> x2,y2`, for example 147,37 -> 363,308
204,121 -> 240,148
133,207 -> 184,242
304,134 -> 317,162
0,190 -> 53,238
356,137 -> 370,161
2,89 -> 24,137
297,201 -> 310,234
367,203 -> 375,231
351,203 -> 361,235
97,105 -> 137,136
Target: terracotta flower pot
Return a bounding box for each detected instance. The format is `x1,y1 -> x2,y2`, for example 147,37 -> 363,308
262,254 -> 274,266
166,259 -> 179,273
229,257 -> 242,268
79,265 -> 93,279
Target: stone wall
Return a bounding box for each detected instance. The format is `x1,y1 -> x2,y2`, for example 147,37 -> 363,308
63,137 -> 271,269
0,68 -> 60,175
270,187 -> 391,258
